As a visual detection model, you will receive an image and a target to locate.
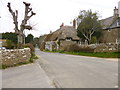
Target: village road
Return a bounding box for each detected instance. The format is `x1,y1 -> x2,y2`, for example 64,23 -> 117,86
2,62 -> 54,88
35,48 -> 118,88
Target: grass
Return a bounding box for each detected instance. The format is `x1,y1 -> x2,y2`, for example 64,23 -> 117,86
2,62 -> 32,69
45,50 -> 120,58
30,53 -> 38,63
63,52 -> 120,58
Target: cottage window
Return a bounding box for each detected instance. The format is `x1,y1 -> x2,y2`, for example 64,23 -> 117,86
116,38 -> 120,44
66,37 -> 71,41
108,29 -> 111,32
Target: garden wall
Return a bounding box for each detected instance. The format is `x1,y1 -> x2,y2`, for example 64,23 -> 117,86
64,43 -> 119,52
60,40 -> 77,51
1,48 -> 31,66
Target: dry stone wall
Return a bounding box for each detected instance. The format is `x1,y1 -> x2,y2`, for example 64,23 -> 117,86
1,48 -> 31,66
60,40 -> 77,51
87,43 -> 119,52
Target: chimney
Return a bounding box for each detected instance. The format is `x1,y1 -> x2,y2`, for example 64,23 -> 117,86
60,23 -> 64,28
50,30 -> 52,34
73,19 -> 76,29
114,6 -> 119,17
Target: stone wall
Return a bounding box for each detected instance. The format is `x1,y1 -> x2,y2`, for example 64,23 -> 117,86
86,43 -> 119,52
60,40 -> 77,51
99,28 -> 120,43
94,43 -> 119,52
1,48 -> 31,66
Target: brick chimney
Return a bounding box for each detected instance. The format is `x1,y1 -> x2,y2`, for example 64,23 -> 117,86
114,6 -> 119,17
73,19 -> 76,29
60,23 -> 64,28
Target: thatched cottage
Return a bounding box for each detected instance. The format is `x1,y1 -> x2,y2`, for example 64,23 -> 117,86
43,24 -> 80,51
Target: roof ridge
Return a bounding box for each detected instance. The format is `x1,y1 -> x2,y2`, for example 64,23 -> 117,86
100,16 -> 113,21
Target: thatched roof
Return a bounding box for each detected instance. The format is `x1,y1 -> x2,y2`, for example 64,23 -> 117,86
45,26 -> 80,41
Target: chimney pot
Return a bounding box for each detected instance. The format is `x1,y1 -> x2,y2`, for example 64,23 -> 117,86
73,19 -> 76,28
114,6 -> 118,17
60,23 -> 64,28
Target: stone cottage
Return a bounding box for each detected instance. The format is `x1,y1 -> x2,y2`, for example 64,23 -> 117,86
99,6 -> 120,44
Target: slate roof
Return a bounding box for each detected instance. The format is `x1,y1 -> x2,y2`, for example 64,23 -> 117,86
45,26 -> 80,41
100,16 -> 120,29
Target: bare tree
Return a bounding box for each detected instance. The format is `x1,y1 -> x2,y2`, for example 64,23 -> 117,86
7,2 -> 36,48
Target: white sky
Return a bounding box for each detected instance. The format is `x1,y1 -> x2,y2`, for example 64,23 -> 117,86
0,0 -> 120,37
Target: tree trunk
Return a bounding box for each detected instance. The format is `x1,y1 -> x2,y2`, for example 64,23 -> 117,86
17,33 -> 24,49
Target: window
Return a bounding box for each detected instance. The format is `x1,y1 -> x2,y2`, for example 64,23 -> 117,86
66,37 -> 72,41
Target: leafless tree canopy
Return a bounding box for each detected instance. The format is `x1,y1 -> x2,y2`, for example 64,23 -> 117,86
7,2 -> 36,48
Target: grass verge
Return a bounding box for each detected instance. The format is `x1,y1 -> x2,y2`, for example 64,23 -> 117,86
45,50 -> 120,58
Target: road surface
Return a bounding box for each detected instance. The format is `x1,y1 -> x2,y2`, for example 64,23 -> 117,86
35,48 -> 118,88
2,63 -> 54,88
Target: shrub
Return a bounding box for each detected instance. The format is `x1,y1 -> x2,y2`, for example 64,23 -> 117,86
23,43 -> 35,53
5,40 -> 14,49
65,44 -> 80,52
30,53 -> 38,63
65,44 -> 95,52
59,50 -> 64,53
78,46 -> 95,53
91,36 -> 97,44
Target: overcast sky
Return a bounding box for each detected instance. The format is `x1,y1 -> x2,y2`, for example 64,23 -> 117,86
0,0 -> 120,37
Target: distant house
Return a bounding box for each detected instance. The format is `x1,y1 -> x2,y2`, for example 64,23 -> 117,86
41,22 -> 80,51
99,6 -> 120,44
39,35 -> 48,50
0,39 -> 7,47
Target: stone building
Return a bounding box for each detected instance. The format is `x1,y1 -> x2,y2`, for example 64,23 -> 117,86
100,6 -> 120,44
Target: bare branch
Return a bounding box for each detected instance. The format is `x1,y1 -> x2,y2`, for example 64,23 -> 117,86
21,2 -> 36,31
24,25 -> 32,30
7,2 -> 19,32
28,8 -> 32,13
16,10 -> 18,16
23,2 -> 30,6
28,11 -> 36,19
7,2 -> 14,17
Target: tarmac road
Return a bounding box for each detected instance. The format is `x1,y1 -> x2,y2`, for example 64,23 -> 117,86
35,48 -> 118,88
2,62 -> 54,88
